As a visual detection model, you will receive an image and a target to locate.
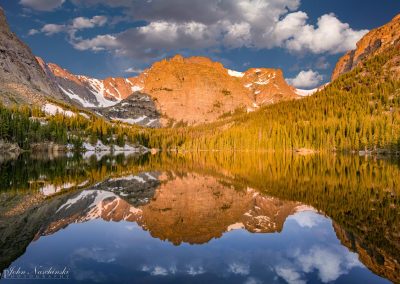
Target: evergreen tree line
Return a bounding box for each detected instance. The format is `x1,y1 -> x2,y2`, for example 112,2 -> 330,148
138,46 -> 400,152
1,45 -> 399,153
0,105 -> 137,150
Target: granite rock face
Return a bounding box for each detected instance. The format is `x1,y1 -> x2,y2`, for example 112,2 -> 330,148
40,55 -> 299,126
130,55 -> 299,125
0,140 -> 20,153
332,13 -> 400,81
96,92 -> 161,128
0,7 -> 64,106
0,5 -> 301,125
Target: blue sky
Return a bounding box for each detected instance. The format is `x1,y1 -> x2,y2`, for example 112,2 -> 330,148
1,0 -> 399,88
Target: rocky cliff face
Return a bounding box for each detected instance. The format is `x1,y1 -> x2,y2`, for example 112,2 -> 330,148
96,92 -> 161,127
41,61 -> 135,107
40,55 -> 298,126
0,8 -> 64,106
139,55 -> 253,125
332,13 -> 400,80
0,4 -> 299,125
141,55 -> 298,125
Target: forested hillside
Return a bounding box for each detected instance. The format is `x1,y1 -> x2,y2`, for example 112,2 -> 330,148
2,44 -> 399,153
0,104 -> 139,150
139,44 -> 400,153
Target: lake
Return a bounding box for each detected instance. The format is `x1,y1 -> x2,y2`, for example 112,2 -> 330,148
0,152 -> 399,283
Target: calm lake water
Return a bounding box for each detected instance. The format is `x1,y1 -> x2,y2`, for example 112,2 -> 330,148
0,152 -> 399,284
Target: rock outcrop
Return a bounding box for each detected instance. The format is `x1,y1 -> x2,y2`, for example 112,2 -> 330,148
40,55 -> 299,126
0,140 -> 20,153
0,6 -> 299,126
42,61 -> 138,107
332,13 -> 400,80
96,92 -> 160,127
0,7 -> 64,106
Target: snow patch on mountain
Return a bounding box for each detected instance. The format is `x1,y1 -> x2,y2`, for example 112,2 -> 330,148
109,175 -> 146,183
144,173 -> 158,181
255,79 -> 270,85
43,103 -> 75,117
146,119 -> 157,126
79,112 -> 90,119
59,85 -> 97,108
227,69 -> 245,78
111,116 -> 148,125
131,85 -> 143,92
83,141 -> 109,152
295,88 -> 318,97
40,182 -> 75,196
85,78 -> 121,107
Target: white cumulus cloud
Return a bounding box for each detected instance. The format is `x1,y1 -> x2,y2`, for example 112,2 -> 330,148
287,70 -> 323,88
28,28 -> 39,36
28,0 -> 368,63
72,16 -> 107,30
41,23 -> 66,35
71,34 -> 119,51
280,13 -> 368,54
39,16 -> 108,41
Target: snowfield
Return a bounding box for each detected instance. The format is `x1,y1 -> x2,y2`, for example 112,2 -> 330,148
111,116 -> 148,125
82,140 -> 149,154
43,103 -> 75,117
59,85 -> 97,108
227,69 -> 245,78
295,88 -> 319,97
85,78 -> 121,107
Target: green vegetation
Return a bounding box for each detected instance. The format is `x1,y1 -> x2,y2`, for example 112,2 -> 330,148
1,46 -> 399,153
139,46 -> 400,152
0,104 -> 140,150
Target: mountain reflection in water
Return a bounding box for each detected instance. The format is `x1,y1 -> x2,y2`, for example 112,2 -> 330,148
0,152 -> 398,283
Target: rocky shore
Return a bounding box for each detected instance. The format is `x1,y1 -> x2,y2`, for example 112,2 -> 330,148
0,140 -> 20,153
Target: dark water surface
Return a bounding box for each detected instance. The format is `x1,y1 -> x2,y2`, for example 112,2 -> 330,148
0,152 -> 399,283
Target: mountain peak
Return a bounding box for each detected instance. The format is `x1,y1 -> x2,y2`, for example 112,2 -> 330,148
163,54 -> 224,69
37,54 -> 298,126
169,54 -> 185,62
0,7 -> 11,34
392,13 -> 400,21
332,13 -> 400,80
0,9 -> 64,106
